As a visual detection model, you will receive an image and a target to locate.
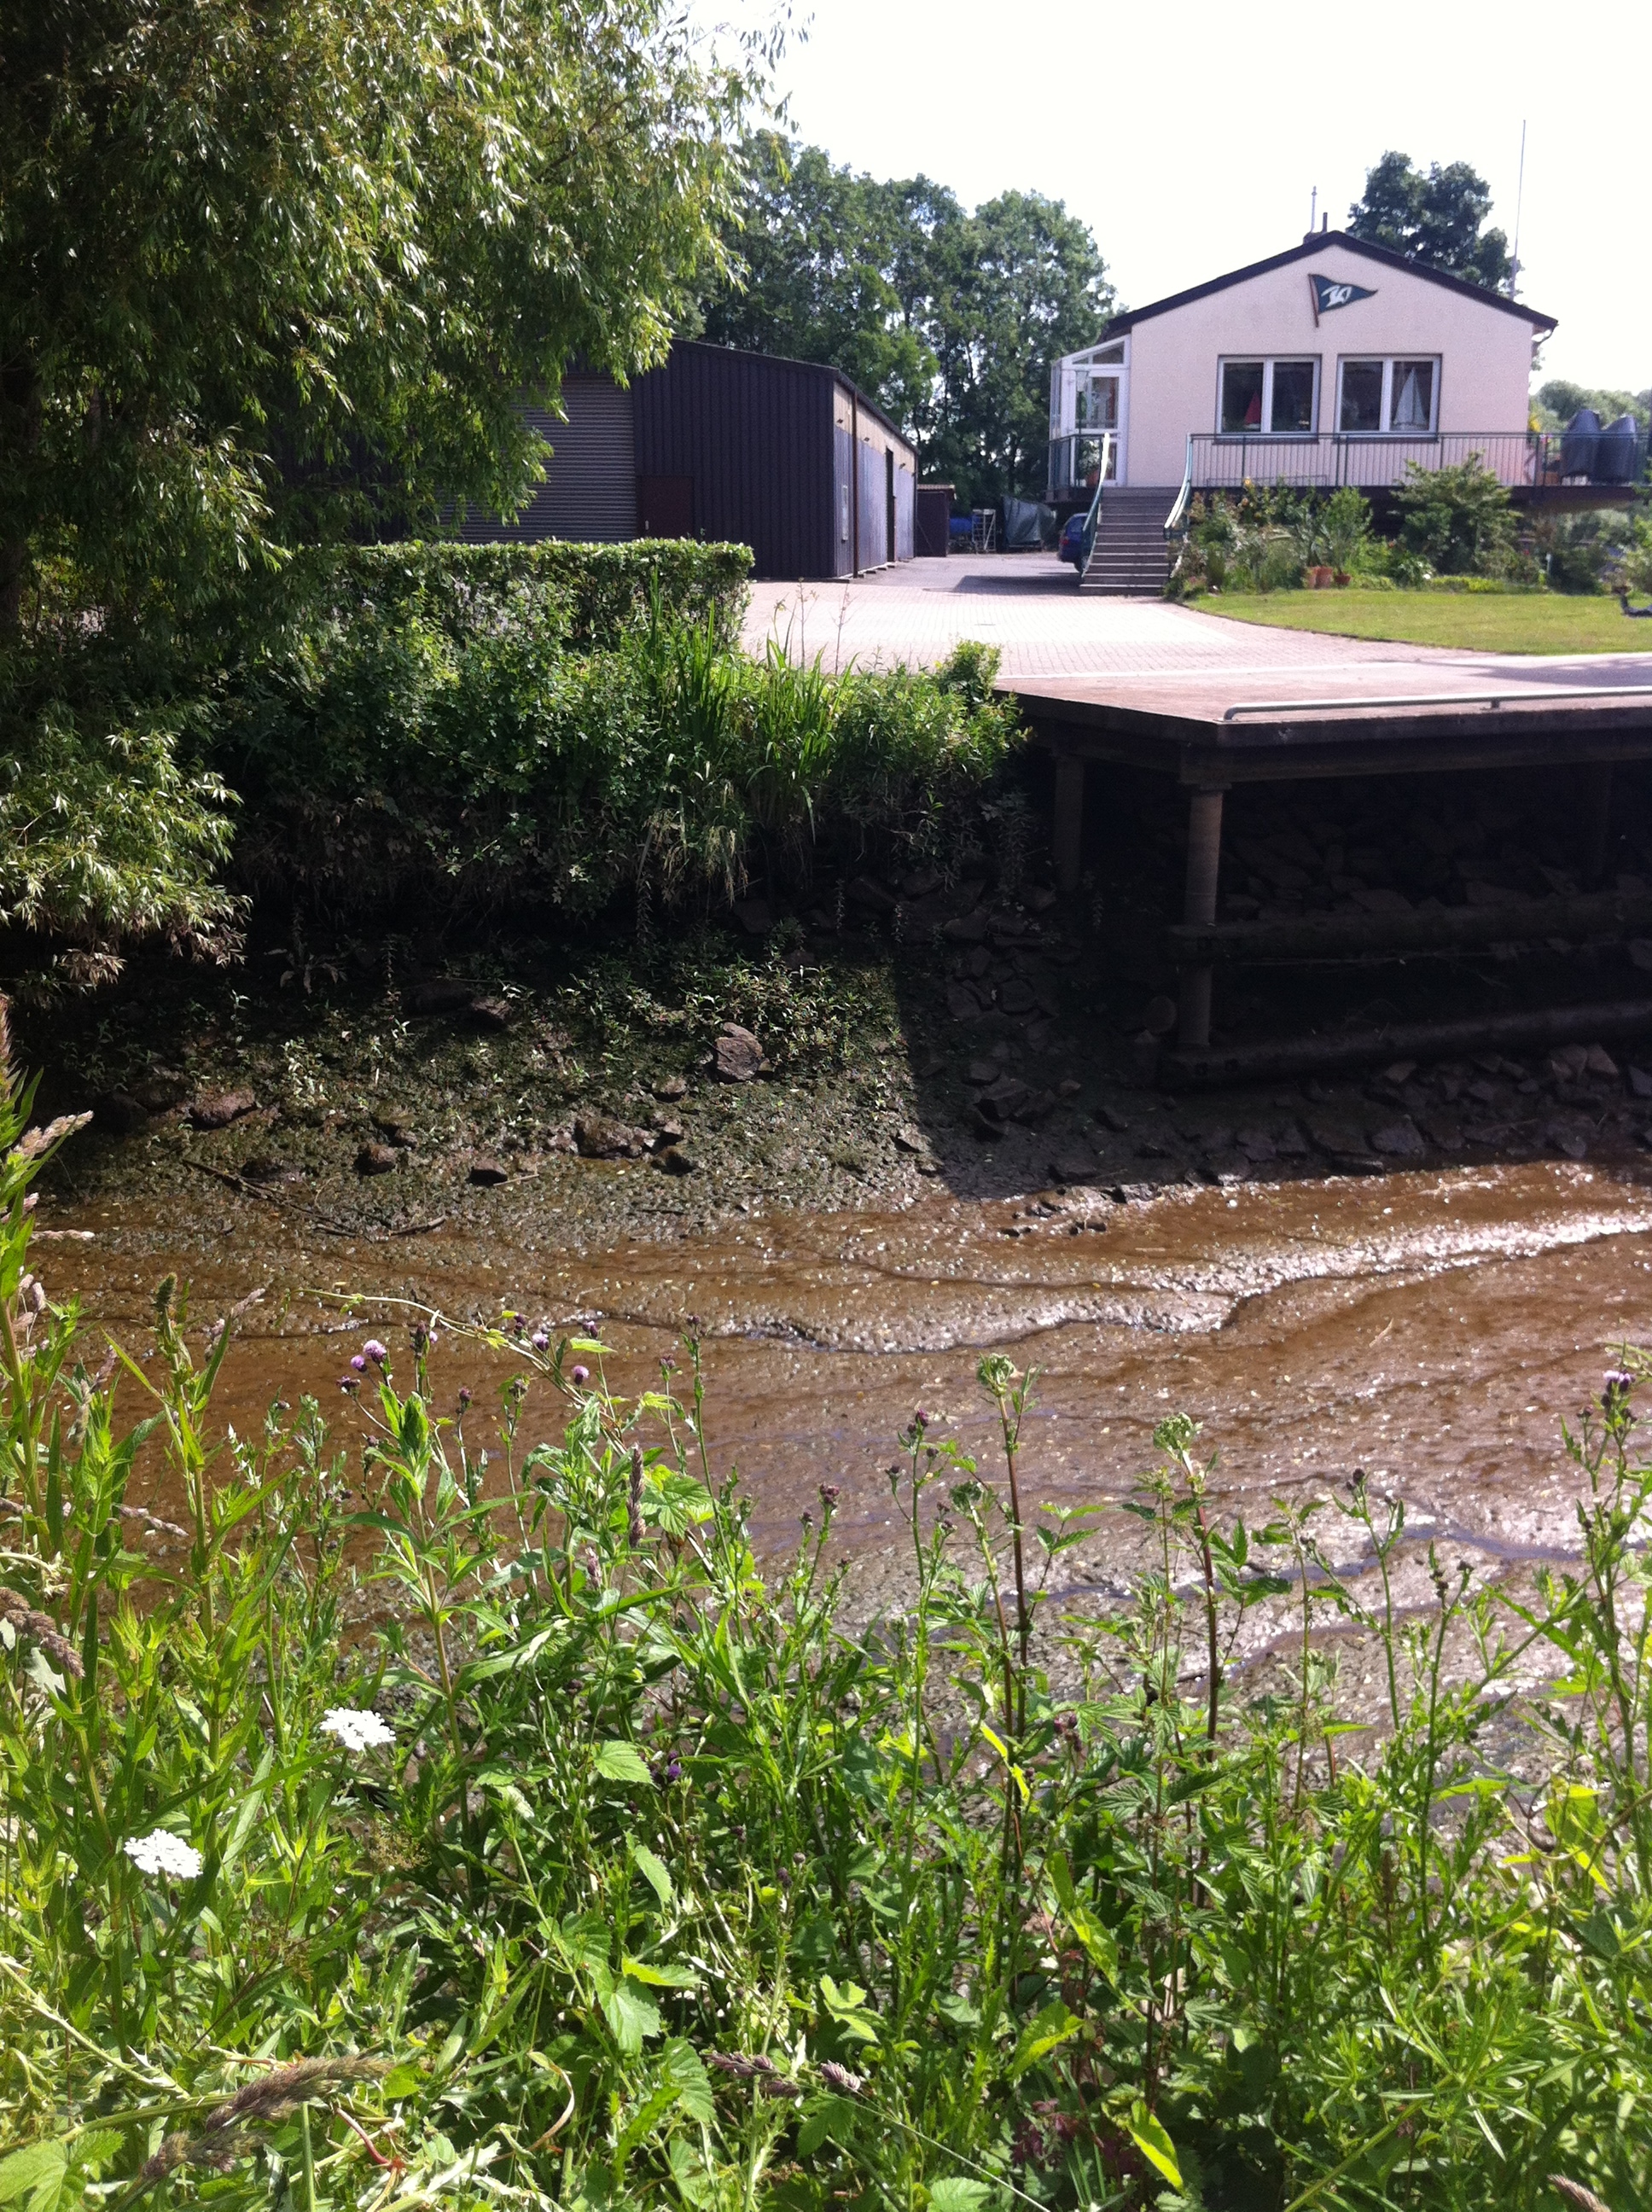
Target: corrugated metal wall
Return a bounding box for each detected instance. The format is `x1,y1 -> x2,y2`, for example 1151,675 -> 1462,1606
893,463 -> 915,562
857,440 -> 887,571
457,377 -> 636,543
831,425 -> 855,579
633,344 -> 835,579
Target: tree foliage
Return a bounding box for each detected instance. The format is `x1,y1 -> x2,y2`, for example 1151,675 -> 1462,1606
0,0 -> 757,632
1536,380 -> 1651,436
699,133 -> 1114,508
1347,150 -> 1512,291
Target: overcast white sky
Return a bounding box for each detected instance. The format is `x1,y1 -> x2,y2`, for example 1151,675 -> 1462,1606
692,0 -> 1650,393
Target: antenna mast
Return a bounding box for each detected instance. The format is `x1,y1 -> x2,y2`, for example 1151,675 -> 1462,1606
1309,183 -> 1317,236
1509,120 -> 1527,297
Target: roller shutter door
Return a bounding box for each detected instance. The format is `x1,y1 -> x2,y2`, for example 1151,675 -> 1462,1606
459,378 -> 637,543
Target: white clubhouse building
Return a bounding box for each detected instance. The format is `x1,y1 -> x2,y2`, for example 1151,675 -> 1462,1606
1049,229 -> 1557,501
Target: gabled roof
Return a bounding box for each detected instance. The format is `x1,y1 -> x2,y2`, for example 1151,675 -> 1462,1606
668,340 -> 914,457
1100,230 -> 1557,337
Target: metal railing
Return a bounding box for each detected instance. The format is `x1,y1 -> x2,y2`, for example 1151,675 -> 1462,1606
1077,433 -> 1114,581
1189,429 -> 1550,492
1165,434 -> 1194,538
1047,428 -> 1120,503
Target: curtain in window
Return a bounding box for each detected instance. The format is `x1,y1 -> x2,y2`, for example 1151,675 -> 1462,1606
1391,363 -> 1434,432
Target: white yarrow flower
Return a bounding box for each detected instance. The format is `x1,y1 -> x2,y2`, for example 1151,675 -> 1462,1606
320,1707 -> 396,1754
123,1830 -> 203,1880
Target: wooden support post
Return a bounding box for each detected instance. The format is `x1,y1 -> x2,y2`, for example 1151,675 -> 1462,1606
1584,761 -> 1614,883
1178,786 -> 1225,1049
1052,754 -> 1085,895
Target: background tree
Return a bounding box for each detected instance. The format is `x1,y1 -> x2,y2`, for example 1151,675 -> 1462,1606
695,133 -> 941,438
1347,151 -> 1512,291
1535,380 -> 1651,437
699,137 -> 1114,508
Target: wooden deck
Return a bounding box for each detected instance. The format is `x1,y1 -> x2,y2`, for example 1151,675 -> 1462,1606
1008,655 -> 1652,1074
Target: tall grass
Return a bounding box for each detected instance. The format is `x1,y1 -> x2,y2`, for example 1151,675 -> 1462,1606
225,579 -> 1021,925
0,1062 -> 1647,2212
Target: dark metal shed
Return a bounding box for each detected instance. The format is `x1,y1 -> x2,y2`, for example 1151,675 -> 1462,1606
465,342 -> 916,581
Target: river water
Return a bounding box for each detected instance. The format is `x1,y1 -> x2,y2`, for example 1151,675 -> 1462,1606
41,1160 -> 1652,1618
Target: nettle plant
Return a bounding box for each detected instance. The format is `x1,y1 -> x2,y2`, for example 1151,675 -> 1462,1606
0,1045 -> 1649,2212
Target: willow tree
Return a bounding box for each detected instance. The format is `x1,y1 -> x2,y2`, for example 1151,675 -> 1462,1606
0,0 -> 756,979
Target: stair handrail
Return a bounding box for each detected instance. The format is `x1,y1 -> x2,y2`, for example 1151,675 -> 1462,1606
1165,434 -> 1194,538
1078,431 -> 1114,580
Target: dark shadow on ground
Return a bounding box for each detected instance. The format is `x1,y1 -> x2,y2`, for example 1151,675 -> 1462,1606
884,753 -> 1652,1199
949,571 -> 1081,597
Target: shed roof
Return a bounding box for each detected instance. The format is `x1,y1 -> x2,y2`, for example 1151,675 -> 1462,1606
671,339 -> 915,461
1100,230 -> 1557,338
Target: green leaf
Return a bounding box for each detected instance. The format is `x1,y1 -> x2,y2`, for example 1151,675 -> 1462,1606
661,2040 -> 714,2126
1008,2000 -> 1079,2081
928,2181 -> 992,2212
1578,1908 -> 1621,1960
1048,1851 -> 1118,1980
631,1842 -> 673,1906
594,1740 -> 653,1785
0,2144 -> 67,2212
67,2137 -> 117,2184
798,2098 -> 858,2157
621,1956 -> 698,1989
602,1976 -> 662,2054
1126,2103 -> 1182,2190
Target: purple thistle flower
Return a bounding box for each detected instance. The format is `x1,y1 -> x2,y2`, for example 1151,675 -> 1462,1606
531,1330 -> 550,1351
363,1339 -> 388,1365
349,1353 -> 367,1373
339,1376 -> 359,1394
571,1363 -> 590,1385
818,1482 -> 841,1511
457,1386 -> 472,1410
914,1407 -> 928,1427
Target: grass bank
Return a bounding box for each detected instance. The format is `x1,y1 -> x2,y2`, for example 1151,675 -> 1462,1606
1194,589 -> 1651,655
2,1068 -> 1649,2212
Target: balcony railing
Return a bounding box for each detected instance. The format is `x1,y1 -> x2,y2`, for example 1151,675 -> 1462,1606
1047,430 -> 1119,502
1186,428 -> 1652,494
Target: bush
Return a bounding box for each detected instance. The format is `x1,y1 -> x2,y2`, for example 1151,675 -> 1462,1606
3,1099 -> 1652,2212
1392,455 -> 1521,577
221,594 -> 1024,922
1529,509 -> 1635,595
278,538 -> 755,654
0,648 -> 241,995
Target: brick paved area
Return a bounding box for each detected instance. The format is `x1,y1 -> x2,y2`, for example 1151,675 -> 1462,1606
743,556 -> 1652,706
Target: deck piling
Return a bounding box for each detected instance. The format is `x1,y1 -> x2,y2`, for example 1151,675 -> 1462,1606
1178,787 -> 1226,1048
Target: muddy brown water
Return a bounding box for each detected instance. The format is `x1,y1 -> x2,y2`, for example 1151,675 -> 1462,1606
39,1161 -> 1652,1629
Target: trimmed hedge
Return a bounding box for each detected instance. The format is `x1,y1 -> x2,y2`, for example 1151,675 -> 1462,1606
277,538 -> 753,653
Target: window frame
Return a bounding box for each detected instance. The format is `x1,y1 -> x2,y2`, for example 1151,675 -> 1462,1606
1335,354 -> 1442,438
1214,354 -> 1321,439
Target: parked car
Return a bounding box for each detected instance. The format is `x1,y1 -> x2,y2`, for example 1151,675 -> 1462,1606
1057,512 -> 1086,567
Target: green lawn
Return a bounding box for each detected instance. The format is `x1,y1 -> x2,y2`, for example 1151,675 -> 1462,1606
1196,587 -> 1652,655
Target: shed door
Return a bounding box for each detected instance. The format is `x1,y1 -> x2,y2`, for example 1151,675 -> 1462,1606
526,378 -> 637,540
637,476 -> 694,538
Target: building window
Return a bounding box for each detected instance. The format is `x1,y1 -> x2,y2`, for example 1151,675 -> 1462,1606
1337,357 -> 1440,435
1218,358 -> 1319,435
1077,375 -> 1120,430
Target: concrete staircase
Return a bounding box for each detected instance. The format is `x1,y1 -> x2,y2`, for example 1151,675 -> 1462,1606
1079,486 -> 1175,596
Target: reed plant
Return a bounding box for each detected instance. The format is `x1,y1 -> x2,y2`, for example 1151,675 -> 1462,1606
0,1059 -> 1648,2212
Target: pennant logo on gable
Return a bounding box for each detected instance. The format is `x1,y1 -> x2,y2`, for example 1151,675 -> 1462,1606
1310,274 -> 1378,323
